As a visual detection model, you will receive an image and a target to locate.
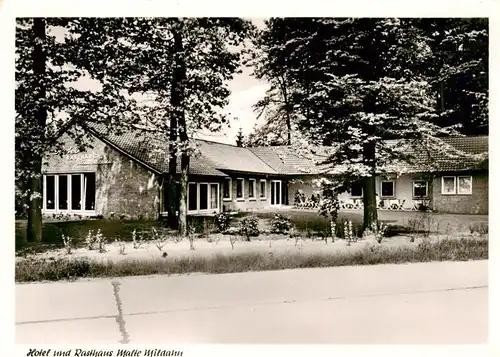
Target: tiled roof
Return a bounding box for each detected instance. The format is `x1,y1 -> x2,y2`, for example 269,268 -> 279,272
249,146 -> 322,175
384,136 -> 488,173
196,140 -> 277,174
85,122 -> 228,176
83,121 -> 487,176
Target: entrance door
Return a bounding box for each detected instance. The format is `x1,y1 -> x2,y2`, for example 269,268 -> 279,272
271,180 -> 282,206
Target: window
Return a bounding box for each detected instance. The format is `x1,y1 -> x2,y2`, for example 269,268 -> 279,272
45,175 -> 56,210
441,176 -> 456,195
222,178 -> 232,200
413,181 -> 428,198
350,182 -> 363,197
457,176 -> 472,195
84,173 -> 96,210
58,175 -> 68,210
381,181 -> 395,197
210,184 -> 219,209
188,183 -> 198,211
43,173 -> 96,213
236,178 -> 244,200
270,180 -> 282,205
199,183 -> 209,210
71,174 -> 82,210
249,179 -> 256,199
188,182 -> 220,212
260,180 -> 266,199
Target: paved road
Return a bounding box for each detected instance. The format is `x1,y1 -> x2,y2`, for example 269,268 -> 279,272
16,260 -> 488,344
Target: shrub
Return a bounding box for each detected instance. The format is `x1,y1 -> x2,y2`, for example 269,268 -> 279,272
214,212 -> 231,232
270,213 -> 292,234
294,190 -> 306,205
187,225 -> 196,251
152,227 -> 167,253
344,220 -> 354,246
61,234 -> 73,255
330,221 -> 337,243
85,230 -> 96,250
95,229 -> 107,253
84,229 -> 106,252
115,238 -> 126,255
469,222 -> 488,235
239,215 -> 260,241
131,229 -> 144,249
362,221 -> 388,243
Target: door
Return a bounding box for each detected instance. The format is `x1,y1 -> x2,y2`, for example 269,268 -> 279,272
271,180 -> 282,206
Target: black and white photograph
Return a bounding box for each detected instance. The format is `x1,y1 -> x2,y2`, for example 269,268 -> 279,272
7,8 -> 493,352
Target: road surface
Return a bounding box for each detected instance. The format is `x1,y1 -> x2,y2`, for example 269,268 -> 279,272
16,260 -> 488,344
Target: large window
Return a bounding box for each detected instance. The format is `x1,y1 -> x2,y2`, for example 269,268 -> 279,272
441,176 -> 456,195
412,181 -> 428,198
381,181 -> 395,197
260,179 -> 266,199
441,176 -> 473,195
350,182 -> 363,197
236,178 -> 244,200
248,179 -> 256,199
457,176 -> 472,195
43,173 -> 96,213
222,178 -> 232,200
188,182 -> 219,212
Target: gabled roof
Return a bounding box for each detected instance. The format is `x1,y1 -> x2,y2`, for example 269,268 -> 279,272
85,122 -> 277,176
86,122 -> 228,176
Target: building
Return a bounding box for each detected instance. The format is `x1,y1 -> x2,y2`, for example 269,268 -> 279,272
41,122 -> 488,219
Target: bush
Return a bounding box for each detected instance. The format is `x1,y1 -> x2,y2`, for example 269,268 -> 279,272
239,215 -> 260,241
270,213 -> 292,234
214,212 -> 231,232
469,222 -> 488,235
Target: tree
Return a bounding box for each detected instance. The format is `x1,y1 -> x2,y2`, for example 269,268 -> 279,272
245,120 -> 289,147
236,126 -> 245,147
112,18 -> 254,235
15,18 -> 137,242
252,18 -> 472,229
247,19 -> 302,146
412,18 -> 488,135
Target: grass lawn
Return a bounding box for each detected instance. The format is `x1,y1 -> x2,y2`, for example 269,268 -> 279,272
15,209 -> 488,254
15,235 -> 488,283
15,210 -> 488,283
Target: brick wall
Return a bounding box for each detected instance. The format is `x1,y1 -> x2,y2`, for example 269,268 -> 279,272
43,133 -> 161,219
432,173 -> 488,215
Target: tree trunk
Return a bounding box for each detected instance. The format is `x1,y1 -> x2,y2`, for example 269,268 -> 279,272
27,166 -> 43,243
178,153 -> 189,237
278,75 -> 292,145
166,77 -> 179,229
362,142 -> 378,229
27,18 -> 47,243
171,24 -> 188,236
